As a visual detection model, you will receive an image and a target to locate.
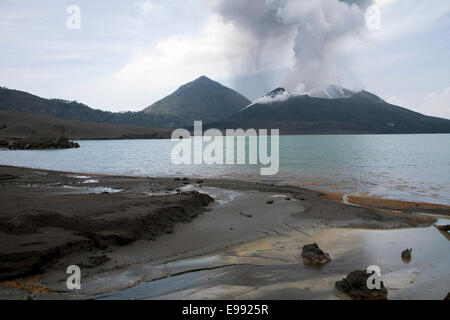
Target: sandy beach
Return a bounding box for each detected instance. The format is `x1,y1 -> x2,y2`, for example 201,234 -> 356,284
0,165 -> 448,300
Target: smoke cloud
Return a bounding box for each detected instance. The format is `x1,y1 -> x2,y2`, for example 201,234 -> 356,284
212,0 -> 372,96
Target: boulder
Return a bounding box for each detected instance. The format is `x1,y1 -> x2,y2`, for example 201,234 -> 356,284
436,225 -> 450,232
401,249 -> 412,259
336,270 -> 388,300
401,249 -> 412,262
301,243 -> 331,265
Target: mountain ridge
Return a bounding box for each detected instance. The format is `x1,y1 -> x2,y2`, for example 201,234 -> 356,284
0,86 -> 185,128
1,80 -> 450,136
0,111 -> 171,140
206,88 -> 450,135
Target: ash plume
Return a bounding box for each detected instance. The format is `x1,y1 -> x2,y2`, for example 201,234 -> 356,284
212,0 -> 373,97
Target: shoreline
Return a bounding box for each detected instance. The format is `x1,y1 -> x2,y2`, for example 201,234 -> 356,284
2,163 -> 450,210
320,190 -> 450,216
0,165 -> 447,299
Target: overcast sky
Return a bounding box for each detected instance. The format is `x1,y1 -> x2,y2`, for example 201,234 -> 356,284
0,0 -> 449,118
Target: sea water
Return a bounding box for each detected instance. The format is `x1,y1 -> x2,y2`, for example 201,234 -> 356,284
1,134 -> 449,205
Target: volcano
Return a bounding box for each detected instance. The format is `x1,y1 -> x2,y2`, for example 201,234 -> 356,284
143,76 -> 251,125
207,88 -> 450,135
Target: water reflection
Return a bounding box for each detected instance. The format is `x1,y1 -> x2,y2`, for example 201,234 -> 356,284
99,219 -> 450,300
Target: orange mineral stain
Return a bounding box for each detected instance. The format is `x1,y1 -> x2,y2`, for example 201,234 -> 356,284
1,274 -> 51,295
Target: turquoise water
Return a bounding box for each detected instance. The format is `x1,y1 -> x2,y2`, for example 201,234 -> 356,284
1,134 -> 449,205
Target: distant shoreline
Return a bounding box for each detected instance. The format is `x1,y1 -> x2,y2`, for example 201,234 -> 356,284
3,132 -> 450,144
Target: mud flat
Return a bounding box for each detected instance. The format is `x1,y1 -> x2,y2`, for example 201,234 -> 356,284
0,165 -> 447,300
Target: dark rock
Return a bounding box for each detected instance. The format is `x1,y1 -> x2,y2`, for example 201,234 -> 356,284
445,292 -> 450,300
401,249 -> 412,262
335,270 -> 388,300
301,243 -> 331,265
266,200 -> 274,204
239,212 -> 253,218
0,139 -> 9,147
285,197 -> 291,201
182,178 -> 189,181
436,225 -> 450,232
174,178 -> 181,181
197,180 -> 204,184
9,133 -> 80,150
266,87 -> 286,99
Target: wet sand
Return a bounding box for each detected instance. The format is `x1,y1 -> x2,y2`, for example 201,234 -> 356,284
320,190 -> 450,215
100,219 -> 450,300
0,165 -> 448,300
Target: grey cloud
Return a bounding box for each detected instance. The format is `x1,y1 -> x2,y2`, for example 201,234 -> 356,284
212,0 -> 370,97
